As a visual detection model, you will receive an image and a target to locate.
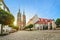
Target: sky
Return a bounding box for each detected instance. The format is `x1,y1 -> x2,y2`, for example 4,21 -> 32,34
4,0 -> 60,24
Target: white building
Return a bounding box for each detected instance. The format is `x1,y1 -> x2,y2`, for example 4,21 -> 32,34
27,15 -> 56,30
27,15 -> 39,26
0,0 -> 10,12
52,21 -> 56,29
0,0 -> 11,34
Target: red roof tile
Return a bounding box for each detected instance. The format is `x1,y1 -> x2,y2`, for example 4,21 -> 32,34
35,18 -> 53,24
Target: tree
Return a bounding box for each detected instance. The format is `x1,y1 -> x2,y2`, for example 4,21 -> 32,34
27,24 -> 33,31
23,26 -> 28,30
56,18 -> 60,27
0,8 -> 14,35
12,26 -> 19,30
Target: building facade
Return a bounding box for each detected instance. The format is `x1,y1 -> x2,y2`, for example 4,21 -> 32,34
27,15 -> 39,26
27,15 -> 56,30
35,18 -> 53,30
17,9 -> 26,30
0,0 -> 10,12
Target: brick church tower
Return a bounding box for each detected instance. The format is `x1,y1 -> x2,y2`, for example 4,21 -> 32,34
22,10 -> 26,27
17,9 -> 21,30
17,9 -> 26,30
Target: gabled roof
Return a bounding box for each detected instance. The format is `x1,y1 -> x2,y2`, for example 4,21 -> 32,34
27,15 -> 39,25
35,18 -> 53,24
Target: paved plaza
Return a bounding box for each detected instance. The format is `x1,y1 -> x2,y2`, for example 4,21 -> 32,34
0,30 -> 60,40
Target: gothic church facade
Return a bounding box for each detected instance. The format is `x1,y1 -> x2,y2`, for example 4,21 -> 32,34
17,9 -> 26,30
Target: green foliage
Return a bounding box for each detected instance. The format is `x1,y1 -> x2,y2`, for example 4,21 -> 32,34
0,8 -> 14,35
56,18 -> 60,27
12,26 -> 19,30
9,24 -> 19,30
24,26 -> 28,30
0,8 -> 14,25
28,24 -> 33,28
24,24 -> 33,31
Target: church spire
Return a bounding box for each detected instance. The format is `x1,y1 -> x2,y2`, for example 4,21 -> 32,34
17,8 -> 21,30
23,9 -> 25,16
22,9 -> 26,27
19,8 -> 20,13
17,9 -> 21,16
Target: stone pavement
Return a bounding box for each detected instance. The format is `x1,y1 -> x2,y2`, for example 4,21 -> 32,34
0,30 -> 60,40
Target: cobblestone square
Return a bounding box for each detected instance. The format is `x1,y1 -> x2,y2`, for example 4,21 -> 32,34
0,30 -> 60,40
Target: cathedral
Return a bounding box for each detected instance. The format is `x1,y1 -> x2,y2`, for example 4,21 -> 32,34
17,9 -> 26,30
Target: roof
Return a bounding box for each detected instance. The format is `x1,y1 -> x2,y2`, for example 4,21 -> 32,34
35,18 -> 53,24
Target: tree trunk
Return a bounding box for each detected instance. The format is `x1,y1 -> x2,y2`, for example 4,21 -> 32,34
30,28 -> 31,31
1,24 -> 3,35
